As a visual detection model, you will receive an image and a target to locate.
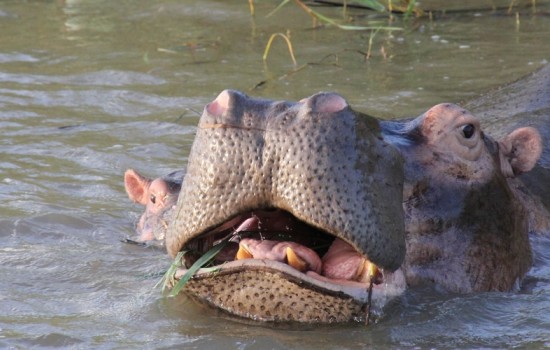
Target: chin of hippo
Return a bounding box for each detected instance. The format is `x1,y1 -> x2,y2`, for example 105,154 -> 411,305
125,84 -> 544,324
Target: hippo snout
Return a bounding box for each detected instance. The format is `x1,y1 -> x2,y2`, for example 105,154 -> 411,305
164,90 -> 406,323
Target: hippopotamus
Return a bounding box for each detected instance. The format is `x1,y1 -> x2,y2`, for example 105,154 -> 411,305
124,65 -> 549,323
124,169 -> 184,242
465,65 -> 550,215
382,103 -> 542,292
166,90 -> 408,323
380,66 -> 549,293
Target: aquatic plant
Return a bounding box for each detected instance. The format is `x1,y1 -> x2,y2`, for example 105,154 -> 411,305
263,0 -> 412,31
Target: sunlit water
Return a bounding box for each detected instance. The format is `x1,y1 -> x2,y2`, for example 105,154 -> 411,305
1,1 -> 549,348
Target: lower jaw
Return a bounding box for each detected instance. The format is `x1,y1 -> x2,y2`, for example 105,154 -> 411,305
172,259 -> 406,323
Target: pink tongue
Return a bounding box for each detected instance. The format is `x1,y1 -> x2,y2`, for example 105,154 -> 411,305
321,238 -> 365,280
237,237 -> 367,281
234,217 -> 260,232
218,210 -> 370,281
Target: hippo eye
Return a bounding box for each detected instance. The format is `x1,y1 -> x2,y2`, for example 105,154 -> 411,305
462,124 -> 475,139
150,194 -> 156,204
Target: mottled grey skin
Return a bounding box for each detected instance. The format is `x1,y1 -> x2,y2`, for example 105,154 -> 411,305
167,90 -> 406,268
381,104 -> 542,292
466,65 -> 550,212
126,66 -> 548,323
166,90 -> 407,323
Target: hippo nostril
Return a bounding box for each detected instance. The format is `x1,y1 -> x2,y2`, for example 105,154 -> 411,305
304,92 -> 349,114
207,90 -> 231,116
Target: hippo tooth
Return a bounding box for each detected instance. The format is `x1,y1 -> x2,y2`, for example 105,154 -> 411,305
354,259 -> 381,284
285,247 -> 308,272
235,244 -> 253,260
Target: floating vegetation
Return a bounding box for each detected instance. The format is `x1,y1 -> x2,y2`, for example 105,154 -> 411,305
263,32 -> 298,66
264,0 -> 406,31
253,0 -> 539,25
252,47 -> 385,90
258,0 -> 405,70
156,251 -> 184,293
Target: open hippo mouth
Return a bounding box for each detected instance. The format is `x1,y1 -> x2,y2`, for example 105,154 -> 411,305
166,90 -> 406,323
174,208 -> 406,323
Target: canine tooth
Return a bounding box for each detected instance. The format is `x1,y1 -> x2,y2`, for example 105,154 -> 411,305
355,259 -> 381,283
235,244 -> 253,260
286,247 -> 307,272
367,263 -> 381,280
354,258 -> 368,282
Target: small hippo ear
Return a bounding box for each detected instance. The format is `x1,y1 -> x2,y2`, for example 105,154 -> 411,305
499,127 -> 542,177
124,169 -> 152,205
303,92 -> 348,114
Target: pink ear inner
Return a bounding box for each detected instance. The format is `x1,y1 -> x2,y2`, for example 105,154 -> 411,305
503,127 -> 543,174
124,169 -> 151,205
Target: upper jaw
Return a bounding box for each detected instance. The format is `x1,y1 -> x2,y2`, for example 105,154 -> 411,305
166,90 -> 406,271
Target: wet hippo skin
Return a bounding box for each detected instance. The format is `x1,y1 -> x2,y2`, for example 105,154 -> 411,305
164,90 -> 407,323
124,65 -> 548,323
466,65 -> 550,211
124,169 -> 183,242
381,103 -> 542,292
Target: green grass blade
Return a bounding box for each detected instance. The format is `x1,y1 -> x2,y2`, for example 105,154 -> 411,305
295,1 -> 400,31
168,239 -> 230,297
304,5 -> 339,26
266,0 -> 291,18
337,24 -> 402,30
353,0 -> 386,12
156,251 -> 185,292
404,0 -> 417,19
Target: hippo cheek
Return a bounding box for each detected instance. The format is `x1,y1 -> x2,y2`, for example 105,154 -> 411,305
136,212 -> 161,242
387,119 -> 536,293
136,204 -> 177,242
401,176 -> 533,293
165,90 -> 406,323
459,176 -> 533,292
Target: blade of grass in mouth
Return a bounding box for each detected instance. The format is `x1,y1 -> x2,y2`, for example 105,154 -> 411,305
159,231 -> 333,297
157,233 -> 235,297
155,251 -> 184,292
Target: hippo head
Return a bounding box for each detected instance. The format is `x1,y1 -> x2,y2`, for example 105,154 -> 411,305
382,103 -> 542,292
124,169 -> 183,242
165,90 -> 407,323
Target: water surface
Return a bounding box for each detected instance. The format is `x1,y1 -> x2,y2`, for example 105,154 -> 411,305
1,1 -> 549,348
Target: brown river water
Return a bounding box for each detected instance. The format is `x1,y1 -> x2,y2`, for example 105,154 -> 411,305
1,1 -> 549,348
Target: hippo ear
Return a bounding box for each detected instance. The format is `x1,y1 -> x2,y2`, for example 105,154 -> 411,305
499,127 -> 542,177
303,92 -> 348,114
124,169 -> 152,205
